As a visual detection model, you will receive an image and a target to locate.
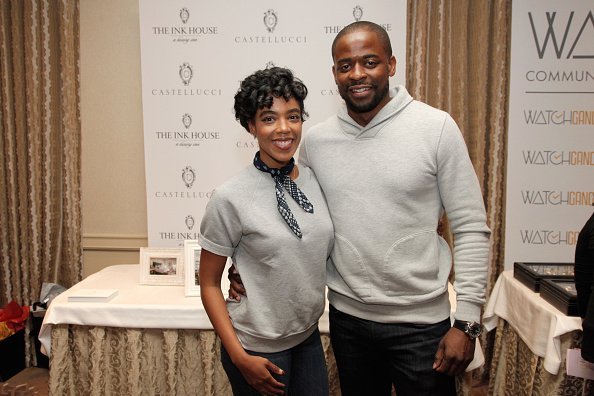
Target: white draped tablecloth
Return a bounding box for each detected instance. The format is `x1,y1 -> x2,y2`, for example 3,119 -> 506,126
483,270 -> 582,375
40,263 -> 483,368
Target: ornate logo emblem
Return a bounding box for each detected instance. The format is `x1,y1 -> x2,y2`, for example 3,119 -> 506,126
182,166 -> 196,188
353,6 -> 363,22
182,113 -> 192,129
179,8 -> 190,24
263,9 -> 278,33
185,215 -> 195,230
179,63 -> 193,86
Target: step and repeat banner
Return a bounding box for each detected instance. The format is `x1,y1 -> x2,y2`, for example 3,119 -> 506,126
139,1 -> 407,247
504,1 -> 594,269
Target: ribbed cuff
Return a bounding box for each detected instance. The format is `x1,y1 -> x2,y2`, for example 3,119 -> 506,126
454,300 -> 482,323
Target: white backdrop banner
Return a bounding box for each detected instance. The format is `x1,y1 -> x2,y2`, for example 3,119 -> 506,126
139,1 -> 407,247
505,1 -> 594,269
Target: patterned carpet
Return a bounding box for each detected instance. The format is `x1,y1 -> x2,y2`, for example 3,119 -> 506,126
0,368 -> 48,396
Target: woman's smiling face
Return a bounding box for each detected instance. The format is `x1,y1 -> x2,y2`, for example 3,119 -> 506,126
248,96 -> 303,168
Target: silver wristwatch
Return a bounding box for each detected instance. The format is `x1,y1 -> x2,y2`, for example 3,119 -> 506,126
453,320 -> 482,339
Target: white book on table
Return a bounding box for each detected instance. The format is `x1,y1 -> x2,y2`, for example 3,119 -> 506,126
67,288 -> 119,302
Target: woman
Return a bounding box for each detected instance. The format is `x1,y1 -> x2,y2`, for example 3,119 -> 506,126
199,67 -> 333,395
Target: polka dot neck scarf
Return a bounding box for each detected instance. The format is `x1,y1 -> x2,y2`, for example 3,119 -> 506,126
253,151 -> 314,238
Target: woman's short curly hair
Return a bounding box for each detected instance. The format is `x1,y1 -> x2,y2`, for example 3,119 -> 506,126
234,67 -> 308,133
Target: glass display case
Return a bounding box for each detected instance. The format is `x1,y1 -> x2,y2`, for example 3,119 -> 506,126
513,262 -> 574,292
539,279 -> 579,317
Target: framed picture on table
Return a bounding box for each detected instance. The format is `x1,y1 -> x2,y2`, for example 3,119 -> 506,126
139,247 -> 184,286
184,240 -> 201,296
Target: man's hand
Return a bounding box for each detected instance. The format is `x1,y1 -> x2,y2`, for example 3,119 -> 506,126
432,327 -> 475,376
235,354 -> 285,395
228,264 -> 246,301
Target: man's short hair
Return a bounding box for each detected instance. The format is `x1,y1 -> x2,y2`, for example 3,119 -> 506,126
331,21 -> 393,60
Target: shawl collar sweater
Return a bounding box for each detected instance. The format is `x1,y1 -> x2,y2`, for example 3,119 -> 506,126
299,86 -> 491,324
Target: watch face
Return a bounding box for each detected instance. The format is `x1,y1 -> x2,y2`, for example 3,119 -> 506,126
467,323 -> 482,338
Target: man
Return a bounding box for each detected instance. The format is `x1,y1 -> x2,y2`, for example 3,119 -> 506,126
231,21 -> 491,395
575,207 -> 594,363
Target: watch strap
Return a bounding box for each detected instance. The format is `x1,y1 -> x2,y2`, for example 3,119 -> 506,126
453,319 -> 482,339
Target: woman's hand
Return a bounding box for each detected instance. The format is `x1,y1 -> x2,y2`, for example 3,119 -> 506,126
234,354 -> 285,395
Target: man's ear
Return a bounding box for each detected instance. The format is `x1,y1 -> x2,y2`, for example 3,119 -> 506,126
388,56 -> 397,77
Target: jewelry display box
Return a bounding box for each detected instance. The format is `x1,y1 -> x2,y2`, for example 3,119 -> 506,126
539,279 -> 579,316
513,262 -> 574,292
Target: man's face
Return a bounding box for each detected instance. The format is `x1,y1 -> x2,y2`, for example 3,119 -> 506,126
332,29 -> 396,125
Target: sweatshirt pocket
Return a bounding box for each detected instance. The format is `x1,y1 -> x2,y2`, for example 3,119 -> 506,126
382,230 -> 451,300
328,233 -> 371,298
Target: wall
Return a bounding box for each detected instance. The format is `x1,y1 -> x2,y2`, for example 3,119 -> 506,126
80,0 -> 147,277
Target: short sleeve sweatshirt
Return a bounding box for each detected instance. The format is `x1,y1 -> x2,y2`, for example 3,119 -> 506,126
199,164 -> 334,352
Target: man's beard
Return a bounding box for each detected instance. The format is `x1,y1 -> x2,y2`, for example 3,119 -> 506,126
340,83 -> 389,113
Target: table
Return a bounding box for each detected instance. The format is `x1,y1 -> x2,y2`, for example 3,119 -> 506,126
40,264 -> 483,395
483,271 -> 593,395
